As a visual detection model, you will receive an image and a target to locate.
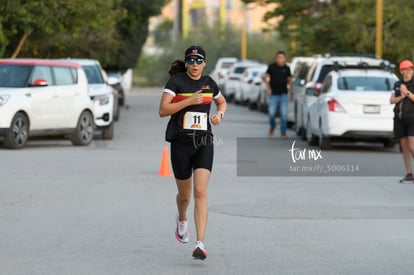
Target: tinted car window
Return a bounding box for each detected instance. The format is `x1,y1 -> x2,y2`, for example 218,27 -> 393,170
317,65 -> 334,82
82,65 -> 104,84
0,64 -> 32,88
337,77 -> 395,91
53,66 -> 76,85
321,76 -> 332,94
69,67 -> 78,82
234,67 -> 247,74
296,63 -> 310,80
31,66 -> 53,85
221,62 -> 234,69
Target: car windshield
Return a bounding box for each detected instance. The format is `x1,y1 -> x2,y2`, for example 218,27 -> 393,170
82,65 -> 104,84
0,64 -> 32,88
338,76 -> 395,91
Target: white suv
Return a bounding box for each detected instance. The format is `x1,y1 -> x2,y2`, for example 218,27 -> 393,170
209,57 -> 238,91
66,59 -> 116,140
0,59 -> 95,149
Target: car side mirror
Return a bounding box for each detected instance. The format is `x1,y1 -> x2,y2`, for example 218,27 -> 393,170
107,76 -> 118,86
31,78 -> 48,87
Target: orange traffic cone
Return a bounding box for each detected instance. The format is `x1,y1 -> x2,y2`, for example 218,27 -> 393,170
158,146 -> 172,176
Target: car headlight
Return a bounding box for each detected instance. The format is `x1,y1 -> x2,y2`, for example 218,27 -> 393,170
0,95 -> 10,106
94,95 -> 110,105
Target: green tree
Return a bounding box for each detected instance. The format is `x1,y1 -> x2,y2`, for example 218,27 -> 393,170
105,0 -> 167,71
0,0 -> 167,70
242,0 -> 414,64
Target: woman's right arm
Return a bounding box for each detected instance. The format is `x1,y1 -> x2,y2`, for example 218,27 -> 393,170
390,92 -> 404,104
158,91 -> 203,117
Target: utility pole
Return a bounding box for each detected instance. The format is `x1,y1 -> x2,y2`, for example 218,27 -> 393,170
241,3 -> 247,60
376,0 -> 383,58
182,0 -> 189,39
176,0 -> 183,39
220,0 -> 226,40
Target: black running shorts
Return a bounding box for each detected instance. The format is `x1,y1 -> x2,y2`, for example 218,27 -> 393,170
394,116 -> 414,139
170,140 -> 214,180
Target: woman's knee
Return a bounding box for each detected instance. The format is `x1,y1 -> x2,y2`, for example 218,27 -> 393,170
194,187 -> 207,200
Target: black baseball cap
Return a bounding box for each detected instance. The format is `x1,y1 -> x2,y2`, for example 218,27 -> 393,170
185,45 -> 206,60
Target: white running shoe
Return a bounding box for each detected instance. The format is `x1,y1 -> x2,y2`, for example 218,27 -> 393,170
175,216 -> 189,243
192,241 -> 207,260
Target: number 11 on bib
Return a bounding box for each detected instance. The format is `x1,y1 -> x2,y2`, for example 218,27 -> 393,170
183,111 -> 208,130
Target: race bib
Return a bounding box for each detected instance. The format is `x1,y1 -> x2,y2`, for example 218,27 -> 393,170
183,111 -> 208,131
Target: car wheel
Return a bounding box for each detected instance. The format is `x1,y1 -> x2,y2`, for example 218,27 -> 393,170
4,112 -> 29,149
119,89 -> 125,106
383,139 -> 395,148
248,101 -> 257,110
295,126 -> 303,137
301,119 -> 307,141
102,122 -> 114,140
295,110 -> 303,136
318,124 -> 331,150
306,119 -> 318,146
71,111 -> 94,146
287,121 -> 294,129
114,103 -> 120,122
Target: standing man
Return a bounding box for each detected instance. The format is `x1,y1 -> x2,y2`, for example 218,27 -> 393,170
264,51 -> 293,137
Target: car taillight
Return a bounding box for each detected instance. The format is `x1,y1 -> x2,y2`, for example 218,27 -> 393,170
314,82 -> 323,93
328,99 -> 345,112
229,77 -> 238,81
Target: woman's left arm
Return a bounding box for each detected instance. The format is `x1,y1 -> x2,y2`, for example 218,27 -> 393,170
211,94 -> 227,126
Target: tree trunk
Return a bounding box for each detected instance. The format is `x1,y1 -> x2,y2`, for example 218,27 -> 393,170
11,32 -> 30,58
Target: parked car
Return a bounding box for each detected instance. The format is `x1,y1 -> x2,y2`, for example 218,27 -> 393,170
67,59 -> 116,140
222,60 -> 259,101
248,71 -> 266,110
236,65 -> 267,105
107,70 -> 125,107
101,70 -> 121,121
0,59 -> 95,149
289,56 -> 316,78
298,54 -> 384,140
306,61 -> 397,149
210,57 -> 238,92
291,58 -> 315,135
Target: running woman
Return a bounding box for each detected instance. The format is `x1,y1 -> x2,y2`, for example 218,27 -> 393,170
159,46 -> 227,259
390,60 -> 414,183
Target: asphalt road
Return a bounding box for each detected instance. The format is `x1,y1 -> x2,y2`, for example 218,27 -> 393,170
1,89 -> 414,275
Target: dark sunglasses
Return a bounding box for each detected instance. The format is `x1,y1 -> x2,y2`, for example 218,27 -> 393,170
186,58 -> 204,65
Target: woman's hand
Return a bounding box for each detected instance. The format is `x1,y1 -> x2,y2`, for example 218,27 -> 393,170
400,84 -> 409,96
189,90 -> 203,105
210,113 -> 221,126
